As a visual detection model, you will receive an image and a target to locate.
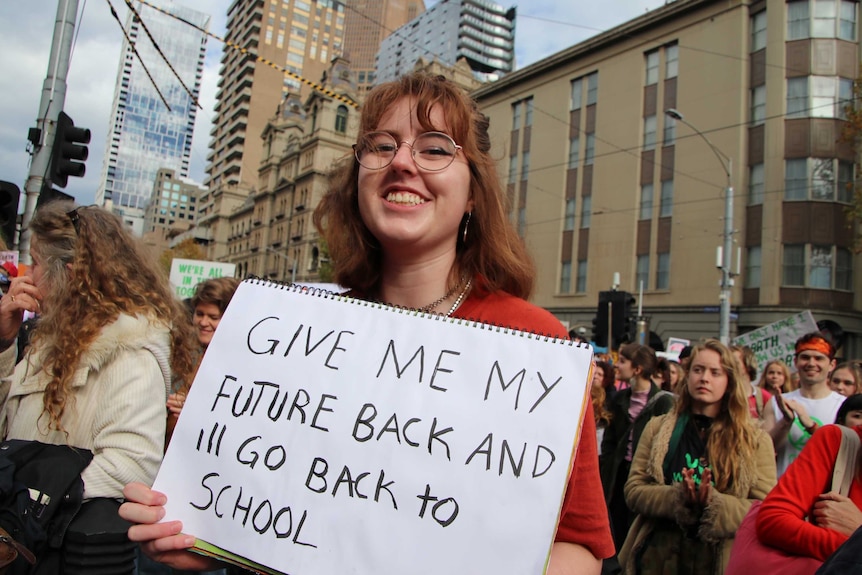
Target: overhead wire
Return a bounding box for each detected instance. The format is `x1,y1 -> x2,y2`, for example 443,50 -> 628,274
122,0 -> 203,110
105,0 -> 172,110
134,0 -> 359,108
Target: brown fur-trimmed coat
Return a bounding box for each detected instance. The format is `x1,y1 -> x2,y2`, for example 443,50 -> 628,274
619,412 -> 776,575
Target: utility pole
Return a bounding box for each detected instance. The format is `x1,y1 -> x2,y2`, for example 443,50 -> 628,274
21,0 -> 79,264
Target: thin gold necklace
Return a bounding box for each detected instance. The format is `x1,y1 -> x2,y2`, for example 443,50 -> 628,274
381,276 -> 471,317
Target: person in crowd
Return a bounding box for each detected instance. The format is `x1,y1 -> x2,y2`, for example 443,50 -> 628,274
165,276 -> 240,445
678,345 -> 694,372
619,339 -> 776,574
653,357 -> 671,392
592,360 -> 614,446
594,358 -> 618,407
757,421 -> 862,562
835,394 -> 862,427
668,359 -> 685,392
758,359 -> 794,394
0,202 -> 197,500
762,332 -> 845,477
829,362 -> 862,397
601,343 -> 675,560
120,73 -> 614,573
731,344 -> 771,419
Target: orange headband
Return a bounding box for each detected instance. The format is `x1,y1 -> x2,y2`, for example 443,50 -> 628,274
795,337 -> 833,358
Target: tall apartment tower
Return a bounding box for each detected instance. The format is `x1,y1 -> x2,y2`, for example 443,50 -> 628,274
96,0 -> 209,216
375,0 -> 515,85
342,0 -> 426,92
204,0 -> 347,191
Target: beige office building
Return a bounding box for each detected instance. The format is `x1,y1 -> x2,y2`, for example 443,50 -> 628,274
473,0 -> 862,354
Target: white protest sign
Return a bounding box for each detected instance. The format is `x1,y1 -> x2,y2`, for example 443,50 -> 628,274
733,310 -> 818,377
154,280 -> 592,575
169,258 -> 237,299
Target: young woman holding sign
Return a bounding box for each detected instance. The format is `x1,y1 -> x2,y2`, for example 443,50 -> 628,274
121,73 -> 614,573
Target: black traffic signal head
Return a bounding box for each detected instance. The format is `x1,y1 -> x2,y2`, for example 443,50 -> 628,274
592,291 -> 612,348
609,291 -> 637,349
50,111 -> 90,188
0,181 -> 20,246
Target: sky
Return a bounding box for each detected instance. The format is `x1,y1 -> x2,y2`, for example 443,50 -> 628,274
0,0 -> 666,207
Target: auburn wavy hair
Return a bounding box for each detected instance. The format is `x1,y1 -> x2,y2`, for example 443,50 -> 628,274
677,339 -> 759,492
313,72 -> 535,299
28,202 -> 197,432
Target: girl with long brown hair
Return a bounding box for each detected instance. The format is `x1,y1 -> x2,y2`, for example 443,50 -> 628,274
619,339 -> 776,574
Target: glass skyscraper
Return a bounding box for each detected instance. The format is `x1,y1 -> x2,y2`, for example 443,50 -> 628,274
96,0 -> 210,213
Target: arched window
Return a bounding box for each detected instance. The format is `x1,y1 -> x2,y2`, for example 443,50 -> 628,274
311,106 -> 318,132
335,105 -> 348,133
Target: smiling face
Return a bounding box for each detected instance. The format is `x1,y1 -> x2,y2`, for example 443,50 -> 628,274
687,348 -> 729,417
795,350 -> 836,388
830,367 -> 858,397
357,98 -> 472,262
194,302 -> 223,348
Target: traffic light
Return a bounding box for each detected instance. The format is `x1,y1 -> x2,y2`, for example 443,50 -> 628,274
49,111 -> 90,188
0,181 -> 20,246
609,291 -> 637,349
592,291 -> 611,348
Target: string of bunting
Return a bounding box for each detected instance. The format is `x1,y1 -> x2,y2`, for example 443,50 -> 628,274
134,0 -> 360,109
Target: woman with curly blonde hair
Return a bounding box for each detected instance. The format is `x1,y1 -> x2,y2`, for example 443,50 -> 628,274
0,202 -> 197,500
619,339 -> 776,574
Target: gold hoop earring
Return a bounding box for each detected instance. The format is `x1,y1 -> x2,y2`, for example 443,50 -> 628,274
462,212 -> 472,243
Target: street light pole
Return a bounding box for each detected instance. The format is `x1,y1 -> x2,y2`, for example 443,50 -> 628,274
665,108 -> 734,345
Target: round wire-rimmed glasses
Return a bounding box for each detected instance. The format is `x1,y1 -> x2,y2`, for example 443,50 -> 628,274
353,131 -> 463,171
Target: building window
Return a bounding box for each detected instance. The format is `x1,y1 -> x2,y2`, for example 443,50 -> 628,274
786,77 -> 808,118
637,255 -> 650,291
785,158 -> 853,201
656,252 -> 670,290
568,136 -> 580,169
749,163 -> 765,205
643,115 -> 657,151
836,247 -> 853,290
581,194 -> 592,228
788,0 -> 857,40
524,98 -> 534,127
512,101 -> 521,130
334,105 -> 348,133
576,260 -> 588,293
783,244 -> 806,285
783,244 -> 853,289
746,246 -> 762,288
640,184 -> 653,220
518,207 -> 526,237
520,150 -> 530,181
660,180 -> 673,217
784,158 -> 809,200
508,154 -> 518,184
665,43 -> 678,78
584,134 -> 595,165
751,11 -> 767,50
560,262 -> 571,293
838,161 -> 854,203
586,72 -> 599,105
751,85 -> 766,126
564,198 -> 575,230
571,78 -> 583,111
645,49 -> 660,85
663,115 -> 675,146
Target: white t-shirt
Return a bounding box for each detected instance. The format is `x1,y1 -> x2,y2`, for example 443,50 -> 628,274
772,388 -> 846,477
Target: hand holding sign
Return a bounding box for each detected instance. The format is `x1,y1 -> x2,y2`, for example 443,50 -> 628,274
149,280 -> 593,575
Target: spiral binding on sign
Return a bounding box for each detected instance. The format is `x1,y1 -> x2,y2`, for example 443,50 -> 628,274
242,276 -> 587,348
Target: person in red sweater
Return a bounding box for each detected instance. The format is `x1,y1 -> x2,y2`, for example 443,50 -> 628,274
757,423 -> 862,561
120,73 -> 613,573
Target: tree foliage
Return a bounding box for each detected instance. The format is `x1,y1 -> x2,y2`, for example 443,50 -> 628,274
840,80 -> 862,249
159,237 -> 206,275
